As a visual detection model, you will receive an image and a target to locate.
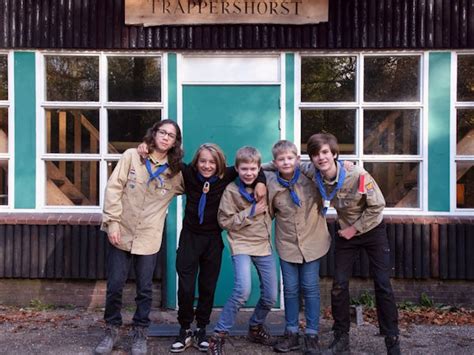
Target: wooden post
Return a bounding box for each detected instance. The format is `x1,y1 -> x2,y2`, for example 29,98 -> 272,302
58,111 -> 67,174
90,138 -> 97,204
74,111 -> 81,189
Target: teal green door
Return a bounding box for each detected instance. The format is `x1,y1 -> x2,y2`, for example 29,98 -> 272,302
183,85 -> 280,307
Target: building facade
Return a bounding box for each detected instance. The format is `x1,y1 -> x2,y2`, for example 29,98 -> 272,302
0,0 -> 473,308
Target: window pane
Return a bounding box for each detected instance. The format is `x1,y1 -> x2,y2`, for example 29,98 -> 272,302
364,110 -> 419,155
46,161 -> 99,206
364,56 -> 420,102
108,110 -> 161,153
301,56 -> 356,102
108,56 -> 161,102
0,108 -> 7,153
46,56 -> 99,101
364,162 -> 419,208
46,109 -> 99,154
0,161 -> 7,205
107,161 -> 119,179
457,55 -> 474,101
457,162 -> 474,208
457,110 -> 474,155
0,55 -> 7,100
301,110 -> 356,155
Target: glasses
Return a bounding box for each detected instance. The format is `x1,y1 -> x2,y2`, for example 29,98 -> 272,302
157,129 -> 177,140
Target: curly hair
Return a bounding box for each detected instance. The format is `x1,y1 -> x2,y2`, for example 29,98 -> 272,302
143,119 -> 184,177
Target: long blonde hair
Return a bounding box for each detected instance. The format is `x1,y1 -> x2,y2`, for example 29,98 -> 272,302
191,143 -> 227,179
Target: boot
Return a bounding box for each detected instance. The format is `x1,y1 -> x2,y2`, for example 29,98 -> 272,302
385,335 -> 401,355
247,324 -> 276,346
324,331 -> 350,354
273,331 -> 300,353
303,334 -> 321,355
94,324 -> 120,354
207,332 -> 227,355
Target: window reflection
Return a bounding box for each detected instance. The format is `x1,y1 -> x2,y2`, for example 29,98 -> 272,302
457,55 -> 474,102
0,108 -> 7,153
0,161 -> 7,205
456,110 -> 474,156
456,162 -> 474,208
0,55 -> 7,100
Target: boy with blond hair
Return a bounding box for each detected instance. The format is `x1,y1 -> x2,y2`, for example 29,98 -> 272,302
207,146 -> 277,355
264,140 -> 331,354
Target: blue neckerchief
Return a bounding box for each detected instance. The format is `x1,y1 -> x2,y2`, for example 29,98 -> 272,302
145,159 -> 169,186
197,173 -> 219,224
237,179 -> 257,217
315,161 -> 346,216
276,168 -> 301,207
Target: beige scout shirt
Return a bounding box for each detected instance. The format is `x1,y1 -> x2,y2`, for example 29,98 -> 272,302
300,162 -> 385,235
265,171 -> 331,264
101,148 -> 184,255
217,182 -> 272,257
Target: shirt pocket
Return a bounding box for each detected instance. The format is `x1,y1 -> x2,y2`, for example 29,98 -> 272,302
336,191 -> 358,209
150,180 -> 173,198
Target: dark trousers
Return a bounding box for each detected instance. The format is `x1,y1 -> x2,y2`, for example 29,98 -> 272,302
176,227 -> 224,329
331,222 -> 399,336
104,244 -> 157,328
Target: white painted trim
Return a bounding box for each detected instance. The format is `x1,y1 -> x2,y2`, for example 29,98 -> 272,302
279,53 -> 286,139
294,53 -> 301,151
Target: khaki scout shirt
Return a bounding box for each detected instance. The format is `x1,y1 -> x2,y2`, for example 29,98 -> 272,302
300,162 -> 385,235
265,171 -> 330,264
101,149 -> 184,255
218,182 -> 272,256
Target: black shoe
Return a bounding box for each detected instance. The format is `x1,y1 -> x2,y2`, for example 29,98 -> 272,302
247,324 -> 276,346
303,334 -> 321,355
273,331 -> 300,353
207,332 -> 226,355
131,326 -> 147,355
194,328 -> 209,352
324,331 -> 350,354
170,328 -> 193,353
94,324 -> 120,354
385,335 -> 401,355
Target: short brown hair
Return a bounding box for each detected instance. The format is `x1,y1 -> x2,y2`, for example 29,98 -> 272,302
235,146 -> 261,167
306,133 -> 339,159
271,140 -> 298,159
191,143 -> 227,178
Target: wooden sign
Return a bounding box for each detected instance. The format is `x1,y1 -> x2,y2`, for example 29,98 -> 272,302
125,0 -> 329,26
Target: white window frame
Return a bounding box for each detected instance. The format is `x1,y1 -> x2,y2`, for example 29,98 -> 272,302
37,51 -> 166,212
296,52 -> 427,214
0,51 -> 13,209
452,51 -> 474,214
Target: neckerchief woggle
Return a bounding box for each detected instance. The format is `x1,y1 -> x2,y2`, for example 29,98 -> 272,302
237,179 -> 257,217
197,173 -> 219,224
276,168 -> 301,207
145,159 -> 169,186
315,161 -> 346,216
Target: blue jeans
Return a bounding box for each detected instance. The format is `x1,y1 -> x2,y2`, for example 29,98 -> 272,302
104,244 -> 157,328
280,258 -> 321,335
214,254 -> 278,333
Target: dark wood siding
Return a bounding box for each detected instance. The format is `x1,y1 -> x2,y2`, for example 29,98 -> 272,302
0,222 -> 473,280
0,0 -> 473,50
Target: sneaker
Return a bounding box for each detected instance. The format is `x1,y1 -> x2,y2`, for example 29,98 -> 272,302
131,326 -> 147,355
324,331 -> 350,354
170,328 -> 193,353
94,324 -> 120,354
303,334 -> 321,355
207,332 -> 226,355
385,335 -> 401,355
194,328 -> 209,352
273,331 -> 300,353
247,324 -> 276,346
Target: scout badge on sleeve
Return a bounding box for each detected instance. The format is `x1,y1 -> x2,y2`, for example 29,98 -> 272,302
315,161 -> 346,216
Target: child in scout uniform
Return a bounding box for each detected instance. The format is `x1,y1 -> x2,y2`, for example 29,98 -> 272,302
96,120 -> 185,355
207,146 -> 277,355
304,133 -> 400,355
264,140 -> 331,355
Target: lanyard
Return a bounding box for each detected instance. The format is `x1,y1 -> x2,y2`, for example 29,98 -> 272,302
145,159 -> 169,186
276,168 -> 301,207
314,161 -> 346,216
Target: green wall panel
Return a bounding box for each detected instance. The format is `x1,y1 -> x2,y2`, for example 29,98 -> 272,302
285,53 -> 295,141
14,52 -> 36,208
428,52 -> 451,212
165,53 -> 178,309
